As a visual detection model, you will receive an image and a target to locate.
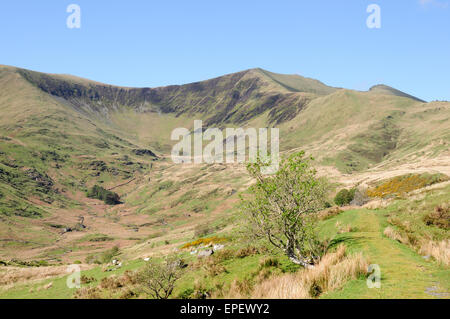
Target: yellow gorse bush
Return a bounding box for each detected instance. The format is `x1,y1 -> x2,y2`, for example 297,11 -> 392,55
181,236 -> 227,249
367,173 -> 448,198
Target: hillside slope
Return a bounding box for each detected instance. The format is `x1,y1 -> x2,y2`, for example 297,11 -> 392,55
369,84 -> 426,103
0,64 -> 449,264
16,67 -> 322,126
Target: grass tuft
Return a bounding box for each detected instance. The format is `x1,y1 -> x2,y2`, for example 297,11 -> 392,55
419,240 -> 450,266
250,245 -> 368,298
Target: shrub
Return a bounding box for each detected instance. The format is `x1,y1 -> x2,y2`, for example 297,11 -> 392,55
80,275 -> 96,284
137,255 -> 184,299
178,288 -> 194,299
334,188 -> 355,206
87,185 -> 120,205
423,204 -> 449,229
350,187 -> 369,206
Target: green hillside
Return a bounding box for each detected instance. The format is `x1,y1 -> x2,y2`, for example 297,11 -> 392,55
369,84 -> 426,103
0,65 -> 448,299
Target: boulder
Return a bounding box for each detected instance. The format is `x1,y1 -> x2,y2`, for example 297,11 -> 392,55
213,244 -> 225,251
197,249 -> 214,258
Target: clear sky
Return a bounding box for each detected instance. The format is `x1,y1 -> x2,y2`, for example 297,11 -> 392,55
0,0 -> 449,101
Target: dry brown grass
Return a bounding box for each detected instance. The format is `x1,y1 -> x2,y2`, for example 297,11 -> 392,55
250,245 -> 368,299
73,286 -> 103,299
43,282 -> 53,290
383,226 -> 408,244
234,246 -> 261,258
317,207 -> 342,220
0,265 -> 90,287
335,221 -> 353,234
419,240 -> 450,266
201,259 -> 228,277
221,278 -> 254,299
212,249 -> 235,262
73,270 -> 139,299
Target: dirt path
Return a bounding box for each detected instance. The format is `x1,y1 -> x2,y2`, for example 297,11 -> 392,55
316,155 -> 450,187
108,177 -> 136,191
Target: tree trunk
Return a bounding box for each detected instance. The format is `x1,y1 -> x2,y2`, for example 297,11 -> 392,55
285,249 -> 315,269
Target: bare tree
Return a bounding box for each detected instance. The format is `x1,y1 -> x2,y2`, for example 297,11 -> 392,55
350,186 -> 370,206
137,255 -> 183,299
241,151 -> 328,268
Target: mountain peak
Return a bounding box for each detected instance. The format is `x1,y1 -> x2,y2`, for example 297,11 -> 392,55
369,84 -> 425,103
247,68 -> 337,95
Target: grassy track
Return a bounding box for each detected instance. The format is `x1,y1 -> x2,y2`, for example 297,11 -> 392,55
322,209 -> 449,299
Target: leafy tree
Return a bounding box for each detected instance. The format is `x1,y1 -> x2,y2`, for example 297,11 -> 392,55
87,185 -> 120,205
137,255 -> 183,299
350,187 -> 369,206
240,151 -> 328,268
334,188 -> 355,206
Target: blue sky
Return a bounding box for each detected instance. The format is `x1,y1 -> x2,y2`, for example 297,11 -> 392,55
0,0 -> 449,101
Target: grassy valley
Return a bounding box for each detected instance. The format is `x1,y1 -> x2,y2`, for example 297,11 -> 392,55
0,65 -> 448,299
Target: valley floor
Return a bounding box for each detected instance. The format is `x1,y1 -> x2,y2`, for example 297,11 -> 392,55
1,185 -> 448,299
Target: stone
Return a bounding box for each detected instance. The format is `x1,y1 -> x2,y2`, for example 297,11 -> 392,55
197,249 -> 214,258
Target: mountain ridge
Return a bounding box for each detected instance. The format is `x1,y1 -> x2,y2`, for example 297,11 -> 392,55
2,65 -> 427,127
